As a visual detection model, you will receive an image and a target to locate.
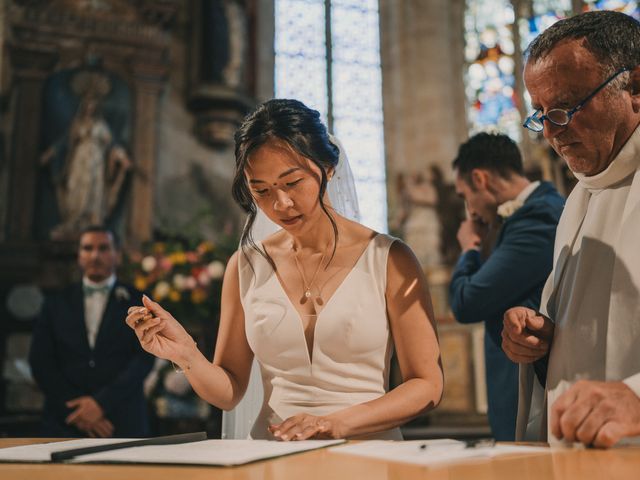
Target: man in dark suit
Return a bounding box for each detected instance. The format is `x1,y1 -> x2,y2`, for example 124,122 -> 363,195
29,225 -> 154,437
449,132 -> 564,441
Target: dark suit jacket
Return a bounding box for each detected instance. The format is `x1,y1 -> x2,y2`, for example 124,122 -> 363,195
449,181 -> 564,441
29,281 -> 154,437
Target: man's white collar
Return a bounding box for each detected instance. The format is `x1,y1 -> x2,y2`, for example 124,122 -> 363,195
497,181 -> 540,219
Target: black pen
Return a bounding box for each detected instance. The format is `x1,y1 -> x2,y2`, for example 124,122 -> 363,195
50,431 -> 207,462
418,439 -> 495,451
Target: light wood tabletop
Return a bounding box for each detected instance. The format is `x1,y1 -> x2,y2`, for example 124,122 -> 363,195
0,438 -> 639,479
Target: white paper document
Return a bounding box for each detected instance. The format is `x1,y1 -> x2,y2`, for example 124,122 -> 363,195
0,438 -> 344,466
331,439 -> 549,466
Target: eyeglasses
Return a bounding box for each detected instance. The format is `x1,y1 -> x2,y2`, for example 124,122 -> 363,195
522,68 -> 629,133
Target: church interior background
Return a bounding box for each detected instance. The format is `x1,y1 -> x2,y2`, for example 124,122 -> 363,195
0,0 -> 638,438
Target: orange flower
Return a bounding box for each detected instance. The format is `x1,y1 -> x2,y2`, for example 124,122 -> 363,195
153,242 -> 166,254
134,275 -> 147,291
171,252 -> 187,265
168,289 -> 181,302
191,288 -> 207,304
197,241 -> 215,254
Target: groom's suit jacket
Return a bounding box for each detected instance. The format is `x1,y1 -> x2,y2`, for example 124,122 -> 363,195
29,281 -> 154,437
449,181 -> 564,440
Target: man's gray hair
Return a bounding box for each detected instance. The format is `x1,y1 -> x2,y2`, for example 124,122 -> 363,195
525,11 -> 640,76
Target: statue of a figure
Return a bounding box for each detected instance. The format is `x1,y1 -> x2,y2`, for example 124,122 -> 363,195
392,167 -> 443,269
40,71 -> 131,240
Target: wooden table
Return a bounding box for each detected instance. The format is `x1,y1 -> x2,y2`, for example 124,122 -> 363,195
1,438 -> 639,479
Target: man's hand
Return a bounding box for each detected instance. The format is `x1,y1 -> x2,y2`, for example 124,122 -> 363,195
551,380 -> 640,448
65,396 -> 104,426
457,219 -> 487,252
75,417 -> 115,438
502,306 -> 554,363
86,418 -> 114,438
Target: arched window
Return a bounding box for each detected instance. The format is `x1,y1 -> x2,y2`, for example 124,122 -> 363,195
274,0 -> 387,232
465,0 -> 638,139
465,0 -> 521,140
584,1 -> 639,20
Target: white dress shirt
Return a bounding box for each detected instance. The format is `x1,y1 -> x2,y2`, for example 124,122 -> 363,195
82,274 -> 116,349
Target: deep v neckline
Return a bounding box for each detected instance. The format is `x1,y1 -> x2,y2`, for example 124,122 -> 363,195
266,234 -> 378,364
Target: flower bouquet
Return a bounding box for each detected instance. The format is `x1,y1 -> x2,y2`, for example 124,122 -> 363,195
122,238 -> 235,331
123,236 -> 236,427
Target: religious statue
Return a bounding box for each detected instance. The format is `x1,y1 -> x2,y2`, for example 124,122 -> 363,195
40,70 -> 131,240
392,167 -> 443,270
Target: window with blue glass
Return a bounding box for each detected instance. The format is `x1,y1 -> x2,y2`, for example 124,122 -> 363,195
465,0 -> 521,140
465,1 -> 576,139
274,0 -> 387,233
584,0 -> 639,20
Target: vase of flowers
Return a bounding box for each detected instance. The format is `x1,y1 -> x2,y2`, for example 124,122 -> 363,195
122,235 -> 236,435
123,237 -> 235,331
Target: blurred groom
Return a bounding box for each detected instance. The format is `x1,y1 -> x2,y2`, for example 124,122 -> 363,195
449,132 -> 564,440
29,225 -> 154,437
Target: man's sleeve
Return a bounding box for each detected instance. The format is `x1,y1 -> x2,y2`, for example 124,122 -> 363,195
449,209 -> 557,325
28,296 -> 82,416
94,348 -> 155,415
93,293 -> 155,415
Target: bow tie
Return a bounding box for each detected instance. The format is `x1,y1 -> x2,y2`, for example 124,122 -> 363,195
83,285 -> 110,296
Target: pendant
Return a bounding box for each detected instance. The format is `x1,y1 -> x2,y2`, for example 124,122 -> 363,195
304,290 -> 312,298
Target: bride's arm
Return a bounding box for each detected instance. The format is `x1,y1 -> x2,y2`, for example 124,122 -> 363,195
126,251 -> 253,411
270,240 -> 443,440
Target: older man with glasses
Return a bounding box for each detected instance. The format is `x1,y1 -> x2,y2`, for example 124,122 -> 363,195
501,10 -> 640,448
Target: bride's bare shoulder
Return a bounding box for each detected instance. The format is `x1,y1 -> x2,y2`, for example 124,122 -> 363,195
260,229 -> 290,254
337,216 -> 378,247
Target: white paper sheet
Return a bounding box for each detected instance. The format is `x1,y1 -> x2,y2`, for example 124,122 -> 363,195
0,438 -> 345,466
331,439 -> 549,466
0,438 -> 134,463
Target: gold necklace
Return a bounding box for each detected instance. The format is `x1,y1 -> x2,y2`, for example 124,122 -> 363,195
292,248 -> 326,305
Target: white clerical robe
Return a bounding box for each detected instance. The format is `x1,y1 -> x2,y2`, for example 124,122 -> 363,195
517,126 -> 640,444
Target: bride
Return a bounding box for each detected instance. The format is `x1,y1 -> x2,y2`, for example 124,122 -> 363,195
127,99 -> 443,440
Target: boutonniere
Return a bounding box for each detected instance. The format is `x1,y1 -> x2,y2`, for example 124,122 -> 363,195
115,286 -> 131,302
497,198 -> 524,219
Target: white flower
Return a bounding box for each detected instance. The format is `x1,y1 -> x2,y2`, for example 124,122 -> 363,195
115,286 -> 130,301
197,270 -> 211,286
143,369 -> 159,397
197,398 -> 211,419
172,273 -> 187,291
141,255 -> 157,272
497,199 -> 524,219
185,276 -> 197,290
153,281 -> 171,300
207,260 -> 225,280
155,397 -> 168,417
163,370 -> 192,396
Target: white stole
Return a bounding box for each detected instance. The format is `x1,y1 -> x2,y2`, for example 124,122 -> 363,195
517,126 -> 640,441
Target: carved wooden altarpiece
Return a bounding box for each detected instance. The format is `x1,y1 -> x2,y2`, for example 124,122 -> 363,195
0,0 -> 178,433
2,0 -> 177,282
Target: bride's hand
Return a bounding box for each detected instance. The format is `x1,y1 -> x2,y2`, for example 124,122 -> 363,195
126,295 -> 195,362
269,413 -> 345,441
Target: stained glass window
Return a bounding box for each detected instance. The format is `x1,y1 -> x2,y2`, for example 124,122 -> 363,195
464,0 -> 575,140
274,0 -> 387,232
520,1 -> 572,52
584,0 -> 640,20
464,0 -> 521,140
518,1 -> 573,125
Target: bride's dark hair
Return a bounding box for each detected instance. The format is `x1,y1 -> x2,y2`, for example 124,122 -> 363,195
232,99 -> 340,265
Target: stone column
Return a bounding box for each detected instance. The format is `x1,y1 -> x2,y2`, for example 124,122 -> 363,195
128,65 -> 166,246
5,45 -> 58,240
379,0 -> 467,206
